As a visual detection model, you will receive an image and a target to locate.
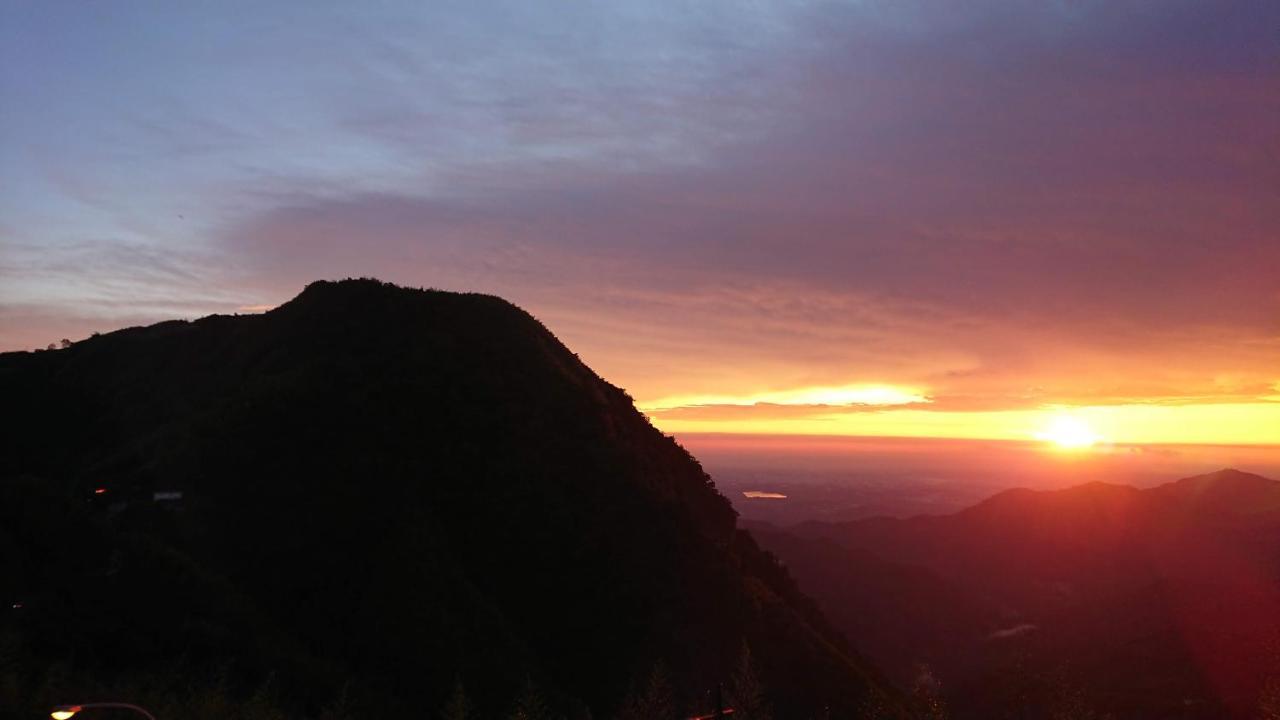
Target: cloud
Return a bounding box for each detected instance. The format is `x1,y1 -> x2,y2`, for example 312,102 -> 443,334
646,402 -> 931,423
3,0 -> 1277,432
742,491 -> 787,500
201,1 -> 1279,409
643,384 -> 929,410
989,623 -> 1037,640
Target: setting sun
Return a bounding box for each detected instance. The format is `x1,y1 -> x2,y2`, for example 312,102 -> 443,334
1034,416 -> 1102,449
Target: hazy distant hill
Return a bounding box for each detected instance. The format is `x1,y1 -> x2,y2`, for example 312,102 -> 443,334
763,469 -> 1280,719
0,279 -> 902,719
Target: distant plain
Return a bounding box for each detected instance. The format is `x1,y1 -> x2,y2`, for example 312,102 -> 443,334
683,434 -> 1280,525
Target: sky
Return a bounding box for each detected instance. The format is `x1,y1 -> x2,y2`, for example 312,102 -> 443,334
2,1 -> 1278,444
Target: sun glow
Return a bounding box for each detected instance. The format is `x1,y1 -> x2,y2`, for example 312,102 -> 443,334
1034,415 -> 1102,449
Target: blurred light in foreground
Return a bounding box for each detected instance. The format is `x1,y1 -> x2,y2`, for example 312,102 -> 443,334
51,704 -> 156,720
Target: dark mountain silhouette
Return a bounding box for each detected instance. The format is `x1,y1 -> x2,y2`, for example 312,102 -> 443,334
762,469 -> 1280,719
1152,468 -> 1280,517
0,279 -> 903,719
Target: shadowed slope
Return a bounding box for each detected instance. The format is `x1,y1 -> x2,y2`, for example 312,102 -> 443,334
1,279 -> 901,718
772,469 -> 1280,718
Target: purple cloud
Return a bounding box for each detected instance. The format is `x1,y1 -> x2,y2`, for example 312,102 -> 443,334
3,1 -> 1277,415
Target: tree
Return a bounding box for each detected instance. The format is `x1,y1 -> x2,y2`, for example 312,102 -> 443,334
441,678 -> 473,720
857,692 -> 892,720
910,663 -> 947,720
508,676 -> 553,720
318,683 -> 355,720
1045,665 -> 1101,720
1260,676 -> 1280,720
242,674 -> 287,720
182,665 -> 233,720
617,663 -> 675,720
727,641 -> 770,720
1260,637 -> 1280,720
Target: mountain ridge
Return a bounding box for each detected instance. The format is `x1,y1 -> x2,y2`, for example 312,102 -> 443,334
765,468 -> 1280,718
1,278 -> 903,719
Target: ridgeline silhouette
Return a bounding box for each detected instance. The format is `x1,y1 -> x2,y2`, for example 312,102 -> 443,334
755,469 -> 1280,719
1,279 -> 902,719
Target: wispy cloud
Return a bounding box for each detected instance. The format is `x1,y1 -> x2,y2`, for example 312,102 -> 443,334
2,1 -> 1277,441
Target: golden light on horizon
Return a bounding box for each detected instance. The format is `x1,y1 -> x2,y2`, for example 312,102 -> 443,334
645,400 -> 1280,446
1034,415 -> 1103,450
641,383 -> 928,411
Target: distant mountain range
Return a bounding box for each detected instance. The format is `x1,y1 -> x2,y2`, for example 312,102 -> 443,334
750,469 -> 1280,719
0,279 -> 903,719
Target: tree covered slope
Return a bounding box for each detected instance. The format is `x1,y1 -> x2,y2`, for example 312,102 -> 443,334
1,278 -> 902,719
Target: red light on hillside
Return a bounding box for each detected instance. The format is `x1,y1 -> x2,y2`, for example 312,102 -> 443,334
93,488 -> 107,494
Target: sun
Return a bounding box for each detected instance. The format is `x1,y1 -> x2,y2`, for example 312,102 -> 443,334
1034,415 -> 1102,449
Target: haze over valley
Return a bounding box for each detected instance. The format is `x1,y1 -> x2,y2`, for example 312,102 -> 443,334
689,434 -> 1280,525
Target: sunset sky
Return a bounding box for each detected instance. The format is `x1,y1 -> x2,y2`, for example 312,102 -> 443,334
2,1 -> 1278,444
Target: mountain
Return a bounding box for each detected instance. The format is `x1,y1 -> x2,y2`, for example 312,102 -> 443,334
1152,467 -> 1280,518
767,470 -> 1280,719
743,520 -> 993,694
0,279 -> 903,719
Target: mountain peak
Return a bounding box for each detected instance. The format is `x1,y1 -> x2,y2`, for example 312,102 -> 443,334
1186,467 -> 1268,482
0,278 -> 902,718
964,480 -> 1141,517
279,277 -> 514,318
1156,467 -> 1280,514
1166,467 -> 1276,492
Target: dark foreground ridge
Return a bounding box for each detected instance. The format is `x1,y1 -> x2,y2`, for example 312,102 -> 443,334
1,279 -> 903,719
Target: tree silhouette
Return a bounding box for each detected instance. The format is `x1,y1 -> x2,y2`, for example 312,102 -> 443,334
617,663 -> 675,720
242,674 -> 287,720
1045,665 -> 1103,720
1260,677 -> 1280,720
441,677 -> 473,720
727,641 -> 771,720
910,663 -> 947,720
1260,637 -> 1280,720
856,692 -> 892,720
508,676 -> 554,720
317,683 -> 355,720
